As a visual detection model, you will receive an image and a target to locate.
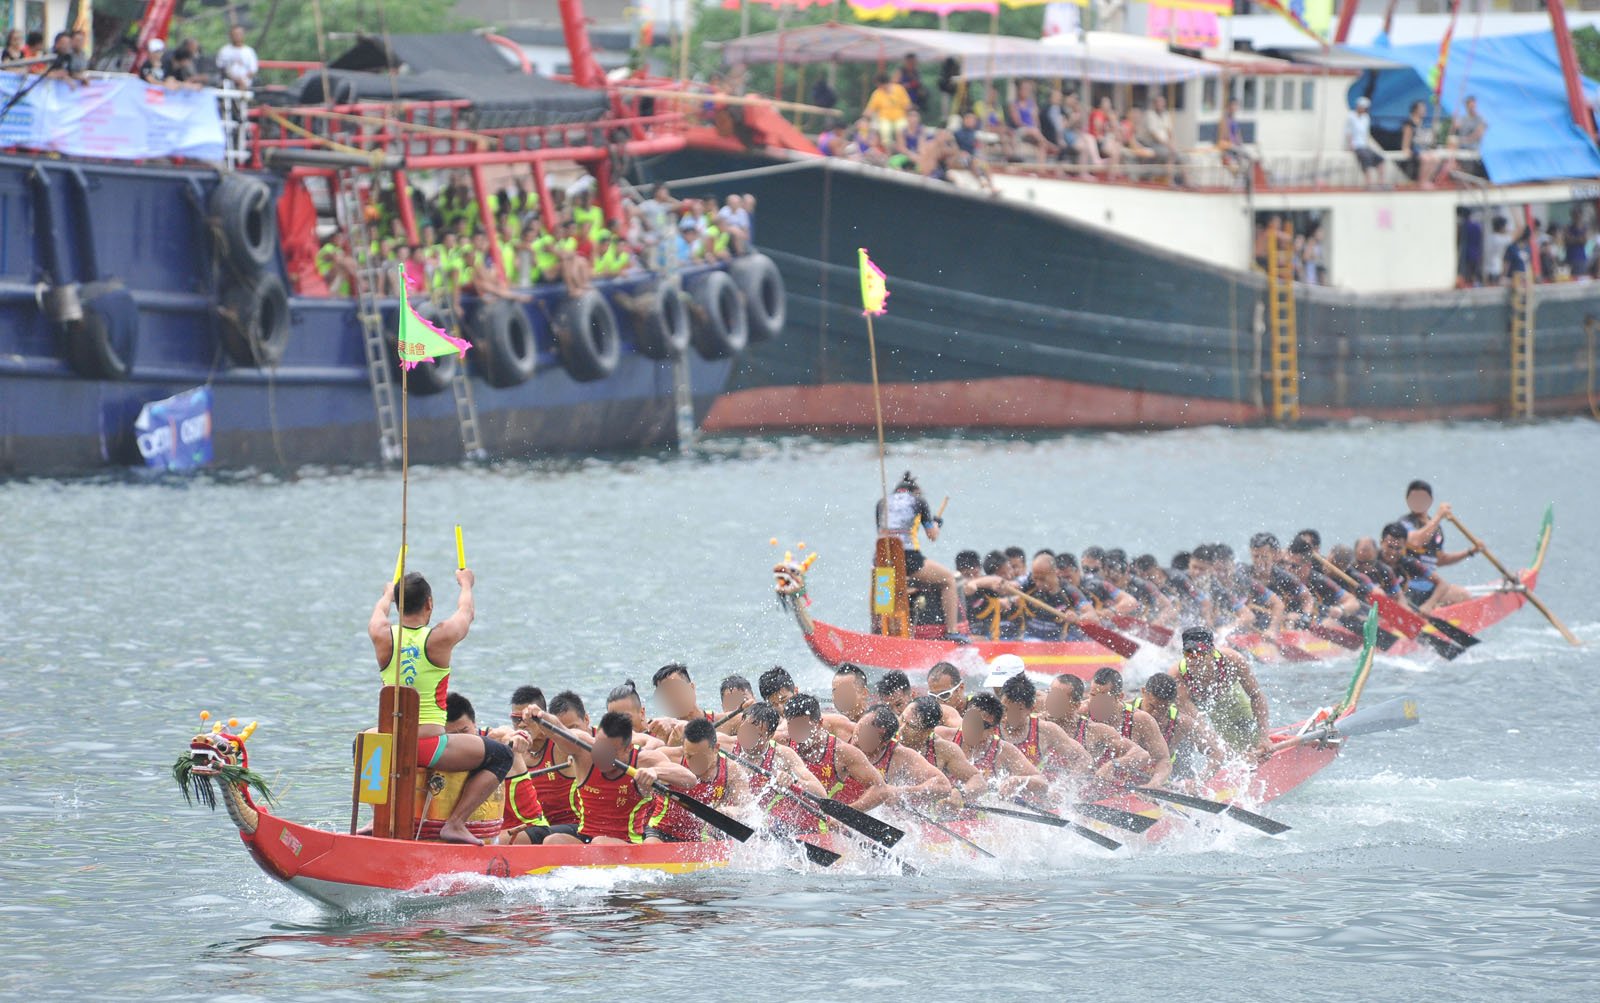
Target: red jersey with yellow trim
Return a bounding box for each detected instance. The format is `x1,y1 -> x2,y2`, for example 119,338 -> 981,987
791,734 -> 847,798
954,731 -> 1001,774
743,742 -> 820,834
502,772 -> 547,829
1005,717 -> 1042,766
833,739 -> 893,804
573,747 -> 659,843
653,755 -> 730,841
529,738 -> 579,826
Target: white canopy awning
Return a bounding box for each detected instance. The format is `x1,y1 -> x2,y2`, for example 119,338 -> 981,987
718,24 -> 1218,85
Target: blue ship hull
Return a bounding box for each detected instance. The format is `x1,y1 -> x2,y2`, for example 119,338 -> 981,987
0,155 -> 733,475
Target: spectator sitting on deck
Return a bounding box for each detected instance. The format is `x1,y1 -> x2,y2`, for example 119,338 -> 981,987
1006,80 -> 1057,163
864,71 -> 911,147
1399,101 -> 1444,188
1090,96 -> 1124,175
898,53 -> 927,112
1059,91 -> 1101,170
1136,95 -> 1183,185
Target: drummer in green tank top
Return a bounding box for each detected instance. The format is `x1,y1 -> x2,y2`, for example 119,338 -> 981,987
367,568 -> 515,845
1171,626 -> 1272,762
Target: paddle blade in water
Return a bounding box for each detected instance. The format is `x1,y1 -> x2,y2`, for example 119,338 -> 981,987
1334,696 -> 1421,738
1074,801 -> 1158,834
816,798 -> 905,847
798,839 -> 841,867
1132,787 -> 1228,815
657,786 -> 755,842
1224,804 -> 1292,836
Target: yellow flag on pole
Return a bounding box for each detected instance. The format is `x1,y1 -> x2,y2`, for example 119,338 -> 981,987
858,248 -> 889,317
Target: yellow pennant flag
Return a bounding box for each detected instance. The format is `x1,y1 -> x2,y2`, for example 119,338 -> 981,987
858,248 -> 889,317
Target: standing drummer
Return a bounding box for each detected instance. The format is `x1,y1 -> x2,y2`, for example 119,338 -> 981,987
875,471 -> 963,639
367,568 -> 513,845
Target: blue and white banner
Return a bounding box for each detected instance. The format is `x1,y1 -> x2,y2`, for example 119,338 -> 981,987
135,386 -> 214,471
0,72 -> 226,161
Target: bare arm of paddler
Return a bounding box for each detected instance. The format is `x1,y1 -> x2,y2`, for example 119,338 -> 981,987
1035,719 -> 1094,775
1111,709 -> 1172,784
883,746 -> 953,804
832,741 -> 893,810
771,744 -> 829,798
1232,656 -> 1272,755
1081,721 -> 1152,781
633,747 -> 700,789
991,741 -> 1050,798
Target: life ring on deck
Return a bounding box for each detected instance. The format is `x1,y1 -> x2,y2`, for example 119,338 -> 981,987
388,298 -> 458,395
556,289 -> 622,382
208,174 -> 277,274
55,280 -> 139,380
218,272 -> 291,367
728,253 -> 785,343
687,269 -> 749,360
633,276 -> 691,360
468,299 -> 538,388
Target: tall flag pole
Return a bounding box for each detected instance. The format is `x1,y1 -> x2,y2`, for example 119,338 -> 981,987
394,267 -> 470,611
1428,0 -> 1464,105
858,248 -> 891,523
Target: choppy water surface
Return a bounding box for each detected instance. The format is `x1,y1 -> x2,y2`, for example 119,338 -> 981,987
4,421 -> 1599,1001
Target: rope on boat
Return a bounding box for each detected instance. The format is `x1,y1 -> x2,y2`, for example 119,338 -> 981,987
656,158 -> 825,190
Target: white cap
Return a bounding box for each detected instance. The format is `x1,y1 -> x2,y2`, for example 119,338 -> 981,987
982,653 -> 1026,689
148,37 -> 166,52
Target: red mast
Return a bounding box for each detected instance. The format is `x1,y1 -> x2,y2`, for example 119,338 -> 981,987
557,0 -> 625,227
1547,0 -> 1598,141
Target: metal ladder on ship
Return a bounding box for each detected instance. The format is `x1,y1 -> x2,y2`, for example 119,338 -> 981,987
1508,274 -> 1535,420
1266,228 -> 1300,423
334,170 -> 485,463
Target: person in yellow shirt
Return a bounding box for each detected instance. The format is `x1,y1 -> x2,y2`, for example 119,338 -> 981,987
864,71 -> 911,146
593,234 -> 633,279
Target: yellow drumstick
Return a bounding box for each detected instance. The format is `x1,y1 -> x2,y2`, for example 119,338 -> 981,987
455,524 -> 466,571
392,544 -> 408,583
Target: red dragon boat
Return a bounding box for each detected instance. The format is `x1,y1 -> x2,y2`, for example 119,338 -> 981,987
173,610 -> 1413,909
778,507 -> 1553,682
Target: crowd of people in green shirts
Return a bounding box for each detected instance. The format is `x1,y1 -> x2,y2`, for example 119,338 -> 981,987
315,172 -> 755,302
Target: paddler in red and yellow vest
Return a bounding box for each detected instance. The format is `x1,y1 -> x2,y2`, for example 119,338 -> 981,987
603,680 -> 668,751
1084,666 -> 1174,783
848,704 -> 953,807
761,667 -> 856,743
1171,627 -> 1271,759
831,664 -> 874,725
783,693 -> 890,811
950,692 -> 1050,798
1042,674 -> 1152,781
366,569 -> 514,845
649,663 -> 725,744
735,703 -> 828,835
530,709 -> 698,845
925,662 -> 968,728
1134,672 -> 1225,785
510,689 -> 591,828
994,670 -> 1092,775
899,696 -> 985,799
492,686 -> 583,845
651,718 -> 752,842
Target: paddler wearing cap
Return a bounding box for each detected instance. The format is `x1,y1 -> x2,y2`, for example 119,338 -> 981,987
1171,627 -> 1271,759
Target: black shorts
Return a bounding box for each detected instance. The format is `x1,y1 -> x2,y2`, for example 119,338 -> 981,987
905,550 -> 927,575
515,823 -> 579,845
1353,148 -> 1383,170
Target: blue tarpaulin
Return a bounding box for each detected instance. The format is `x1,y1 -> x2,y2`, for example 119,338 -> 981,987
1351,32 -> 1600,185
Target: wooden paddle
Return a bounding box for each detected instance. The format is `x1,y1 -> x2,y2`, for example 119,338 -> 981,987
1445,513 -> 1580,646
898,802 -> 997,859
726,750 -> 906,848
1128,787 -> 1291,836
1110,614 -> 1175,646
1312,552 -> 1473,654
1244,605 -> 1320,662
1013,797 -> 1158,835
1004,585 -> 1140,658
531,718 -> 755,842
966,801 -> 1123,850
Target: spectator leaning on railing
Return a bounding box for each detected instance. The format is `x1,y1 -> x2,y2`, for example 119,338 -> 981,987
215,24 -> 258,91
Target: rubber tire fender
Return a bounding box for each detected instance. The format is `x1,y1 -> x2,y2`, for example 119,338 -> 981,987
633,276 -> 691,360
218,272 -> 292,367
468,299 -> 539,388
687,269 -> 749,360
556,289 -> 622,382
60,280 -> 139,380
209,174 -> 277,274
728,253 -> 785,343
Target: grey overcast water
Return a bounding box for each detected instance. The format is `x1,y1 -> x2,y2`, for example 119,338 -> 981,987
3,421 -> 1599,1002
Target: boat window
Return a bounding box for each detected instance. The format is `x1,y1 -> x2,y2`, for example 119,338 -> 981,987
1242,77 -> 1258,111
1173,83 -> 1186,111
1264,78 -> 1277,111
1301,80 -> 1315,111
1202,77 -> 1218,112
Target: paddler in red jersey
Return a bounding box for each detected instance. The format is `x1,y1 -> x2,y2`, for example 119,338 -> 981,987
898,696 -> 985,798
952,692 -> 1049,798
367,569 -> 513,845
649,663 -> 722,744
531,709 -> 698,845
762,667 -> 855,742
513,690 -> 590,828
993,669 -> 1092,774
784,693 -> 891,810
1084,666 -> 1174,782
926,662 -> 968,727
849,703 -> 953,806
831,664 -> 874,723
1041,674 -> 1152,780
735,703 -> 828,835
492,686 -> 582,845
651,717 -> 751,842
604,680 -> 666,750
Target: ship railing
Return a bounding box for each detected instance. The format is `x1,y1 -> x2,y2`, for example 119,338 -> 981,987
69,70 -> 255,171
991,146 -> 1484,193
246,100 -> 689,169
